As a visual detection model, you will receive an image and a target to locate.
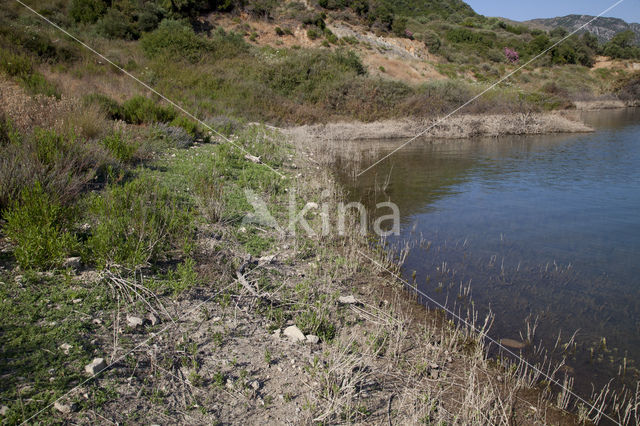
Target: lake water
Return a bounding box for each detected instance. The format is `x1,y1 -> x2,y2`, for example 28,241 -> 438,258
333,108 -> 640,395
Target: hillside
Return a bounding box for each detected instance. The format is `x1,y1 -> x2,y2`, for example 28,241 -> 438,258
526,14 -> 640,44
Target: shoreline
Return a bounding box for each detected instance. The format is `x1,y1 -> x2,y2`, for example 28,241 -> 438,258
284,111 -> 593,142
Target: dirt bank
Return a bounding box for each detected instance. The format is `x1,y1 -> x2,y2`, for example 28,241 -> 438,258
284,111 -> 593,142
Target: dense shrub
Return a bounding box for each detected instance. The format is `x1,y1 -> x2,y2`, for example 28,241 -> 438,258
3,184 -> 78,269
603,30 -> 640,59
0,128 -> 111,212
83,93 -> 123,120
101,131 -> 138,163
97,8 -> 139,40
69,0 -> 107,24
121,96 -> 177,124
0,49 -> 59,97
263,49 -> 366,102
141,19 -> 209,62
84,175 -> 192,268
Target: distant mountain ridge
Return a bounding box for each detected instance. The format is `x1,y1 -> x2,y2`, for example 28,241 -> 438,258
525,14 -> 640,44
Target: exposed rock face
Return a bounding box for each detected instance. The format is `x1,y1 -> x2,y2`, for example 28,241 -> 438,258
526,15 -> 640,44
283,325 -> 306,342
85,358 -> 107,375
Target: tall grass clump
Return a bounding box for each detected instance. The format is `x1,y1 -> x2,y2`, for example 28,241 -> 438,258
0,49 -> 59,98
100,131 -> 138,163
0,128 -> 112,212
3,184 -> 78,269
84,175 -> 192,269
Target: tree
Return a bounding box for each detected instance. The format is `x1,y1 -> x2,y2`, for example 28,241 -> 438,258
603,30 -> 640,59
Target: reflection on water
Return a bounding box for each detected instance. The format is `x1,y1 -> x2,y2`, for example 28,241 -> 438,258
333,108 -> 640,394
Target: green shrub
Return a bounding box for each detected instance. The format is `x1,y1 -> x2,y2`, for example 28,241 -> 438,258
83,93 -> 123,120
421,30 -> 441,53
69,0 -> 107,24
0,49 -> 59,97
3,183 -> 78,269
141,19 -> 209,62
138,3 -> 165,33
97,8 -> 138,40
307,27 -> 321,40
121,96 -> 177,124
0,114 -> 16,147
101,132 -> 138,163
0,128 -> 111,212
84,175 -> 192,268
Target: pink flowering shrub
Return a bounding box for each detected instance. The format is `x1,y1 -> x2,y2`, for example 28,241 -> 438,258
504,47 -> 519,63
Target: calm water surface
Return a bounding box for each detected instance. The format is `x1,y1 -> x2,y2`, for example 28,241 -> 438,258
333,108 -> 640,393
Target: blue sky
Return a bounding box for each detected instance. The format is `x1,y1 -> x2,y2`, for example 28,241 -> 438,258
464,0 -> 640,24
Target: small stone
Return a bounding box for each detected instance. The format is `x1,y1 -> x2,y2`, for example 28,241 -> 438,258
226,379 -> 234,389
258,254 -> 276,265
283,325 -> 305,342
500,338 -> 526,350
338,295 -> 357,305
429,369 -> 440,379
85,358 -> 107,375
272,329 -> 281,338
249,380 -> 260,391
306,335 -> 320,344
0,406 -> 8,416
54,401 -> 75,414
15,275 -> 23,284
92,318 -> 102,325
72,298 -> 82,304
147,313 -> 159,326
62,257 -> 82,271
126,315 -> 144,328
59,343 -> 72,354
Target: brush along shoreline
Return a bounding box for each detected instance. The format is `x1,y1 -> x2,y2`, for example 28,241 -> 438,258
284,111 -> 593,141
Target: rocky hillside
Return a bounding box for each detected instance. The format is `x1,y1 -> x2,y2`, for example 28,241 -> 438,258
526,15 -> 640,44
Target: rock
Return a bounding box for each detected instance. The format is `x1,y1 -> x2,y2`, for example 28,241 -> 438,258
258,254 -> 276,265
85,358 -> 107,375
62,257 -> 82,270
283,325 -> 306,342
338,295 -> 357,305
147,313 -> 159,326
126,315 -> 144,328
429,369 -> 440,379
54,400 -> 75,414
306,335 -> 320,344
226,379 -> 235,389
59,343 -> 72,354
0,406 -> 8,416
72,298 -> 82,304
249,380 -> 260,391
272,329 -> 281,338
15,275 -> 23,284
500,338 -> 526,350
92,318 -> 102,325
